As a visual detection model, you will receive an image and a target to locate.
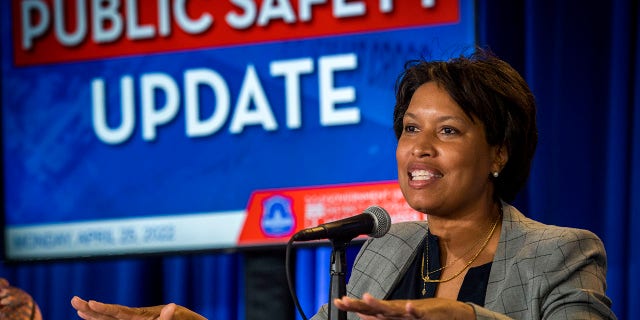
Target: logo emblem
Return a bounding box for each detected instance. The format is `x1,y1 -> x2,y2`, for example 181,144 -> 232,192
261,195 -> 295,237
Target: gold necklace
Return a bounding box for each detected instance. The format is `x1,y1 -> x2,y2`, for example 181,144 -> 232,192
424,236 -> 482,276
420,210 -> 501,295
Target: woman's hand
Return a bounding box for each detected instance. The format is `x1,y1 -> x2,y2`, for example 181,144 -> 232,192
71,296 -> 207,320
333,293 -> 475,320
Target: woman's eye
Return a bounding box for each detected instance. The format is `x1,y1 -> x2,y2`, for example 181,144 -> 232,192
404,125 -> 418,133
440,127 -> 458,135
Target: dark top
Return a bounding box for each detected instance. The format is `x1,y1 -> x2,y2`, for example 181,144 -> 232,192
388,231 -> 492,306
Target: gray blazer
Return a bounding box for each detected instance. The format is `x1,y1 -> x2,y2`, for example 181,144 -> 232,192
311,204 -> 616,319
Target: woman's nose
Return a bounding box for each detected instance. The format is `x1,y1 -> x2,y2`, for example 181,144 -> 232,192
411,134 -> 436,158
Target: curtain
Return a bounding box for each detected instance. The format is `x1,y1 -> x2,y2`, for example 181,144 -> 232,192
481,0 -> 639,318
1,1 -> 638,319
603,0 -> 640,317
529,1 -> 638,318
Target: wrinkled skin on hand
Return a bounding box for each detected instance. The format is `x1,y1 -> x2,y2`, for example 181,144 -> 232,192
0,278 -> 43,320
70,296 -> 207,320
333,293 -> 475,320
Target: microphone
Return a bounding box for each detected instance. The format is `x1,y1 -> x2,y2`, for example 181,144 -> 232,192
292,206 -> 391,241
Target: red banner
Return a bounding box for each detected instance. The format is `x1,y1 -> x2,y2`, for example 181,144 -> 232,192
237,181 -> 423,246
13,0 -> 459,66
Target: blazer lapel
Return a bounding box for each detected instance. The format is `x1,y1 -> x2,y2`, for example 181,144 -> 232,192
348,221 -> 428,299
484,203 -> 528,310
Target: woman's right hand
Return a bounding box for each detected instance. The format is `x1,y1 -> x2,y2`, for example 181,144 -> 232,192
71,296 -> 207,320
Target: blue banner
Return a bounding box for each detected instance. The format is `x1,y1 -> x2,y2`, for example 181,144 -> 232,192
2,0 -> 475,259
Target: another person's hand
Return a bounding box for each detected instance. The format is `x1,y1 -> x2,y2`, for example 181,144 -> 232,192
0,278 -> 43,320
334,293 -> 475,320
71,296 -> 207,320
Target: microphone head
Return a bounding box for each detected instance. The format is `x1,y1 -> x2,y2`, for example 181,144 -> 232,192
364,206 -> 391,238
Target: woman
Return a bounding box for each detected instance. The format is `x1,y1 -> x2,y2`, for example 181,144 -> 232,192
70,50 -> 616,319
311,50 -> 615,319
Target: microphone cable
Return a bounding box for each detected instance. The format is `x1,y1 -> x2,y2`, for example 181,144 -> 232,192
286,236 -> 310,320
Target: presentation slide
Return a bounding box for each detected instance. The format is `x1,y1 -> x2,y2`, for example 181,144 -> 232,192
2,0 -> 475,260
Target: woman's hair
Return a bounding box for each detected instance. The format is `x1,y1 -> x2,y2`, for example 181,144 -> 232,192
393,49 -> 538,202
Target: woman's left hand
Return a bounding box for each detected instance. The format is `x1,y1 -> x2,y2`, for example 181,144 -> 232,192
333,293 -> 475,320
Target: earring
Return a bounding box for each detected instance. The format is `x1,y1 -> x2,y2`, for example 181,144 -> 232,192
492,171 -> 499,178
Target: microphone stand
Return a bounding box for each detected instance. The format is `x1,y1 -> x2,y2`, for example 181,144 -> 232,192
329,237 -> 351,320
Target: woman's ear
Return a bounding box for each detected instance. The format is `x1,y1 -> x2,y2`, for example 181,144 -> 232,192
492,145 -> 509,174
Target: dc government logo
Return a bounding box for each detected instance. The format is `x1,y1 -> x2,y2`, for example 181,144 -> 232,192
260,195 -> 295,237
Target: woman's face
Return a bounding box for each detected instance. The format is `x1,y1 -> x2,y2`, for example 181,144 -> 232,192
396,82 -> 504,216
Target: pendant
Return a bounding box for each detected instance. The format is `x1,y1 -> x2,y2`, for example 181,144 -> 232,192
422,288 -> 426,295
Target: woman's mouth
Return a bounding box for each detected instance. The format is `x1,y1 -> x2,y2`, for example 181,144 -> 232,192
410,169 -> 443,181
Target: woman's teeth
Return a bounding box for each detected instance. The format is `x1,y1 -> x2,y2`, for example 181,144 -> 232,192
410,170 -> 442,181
